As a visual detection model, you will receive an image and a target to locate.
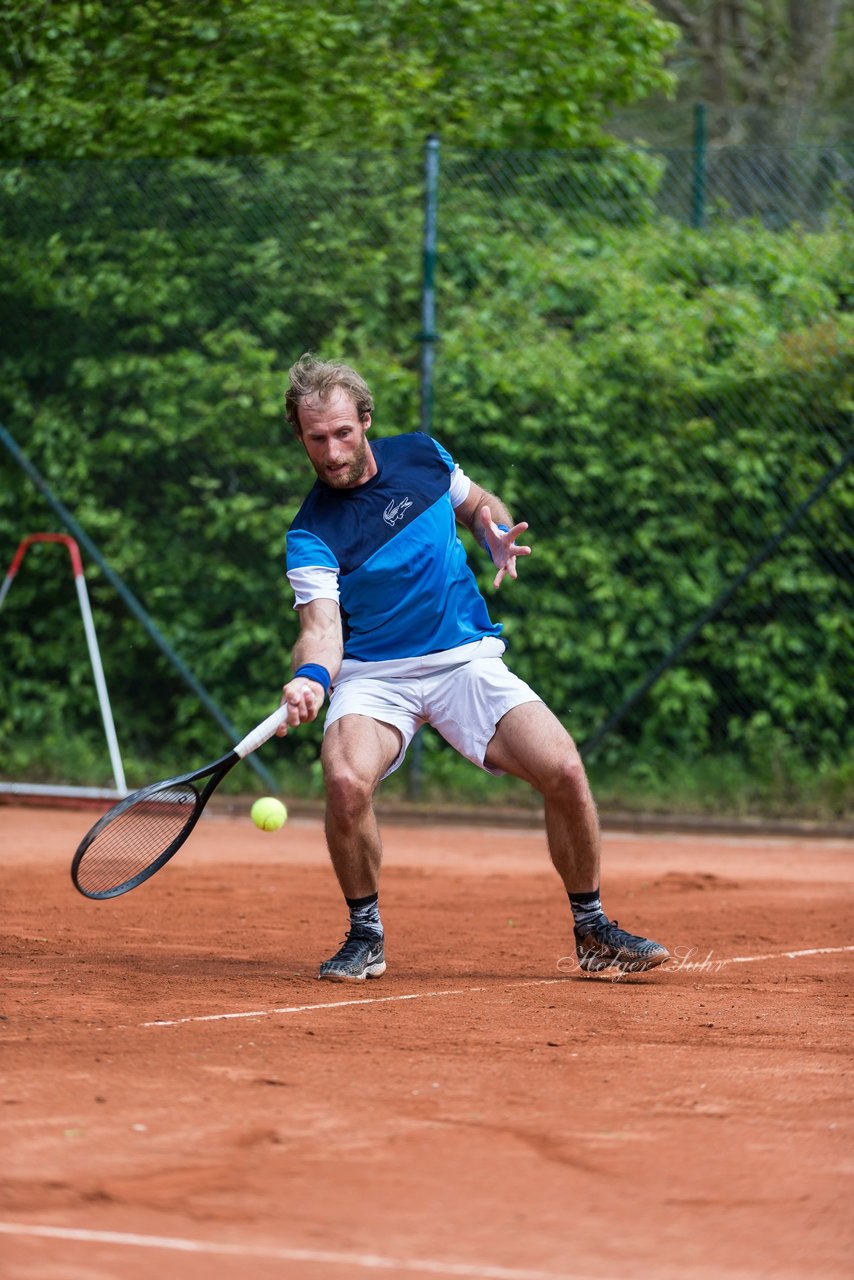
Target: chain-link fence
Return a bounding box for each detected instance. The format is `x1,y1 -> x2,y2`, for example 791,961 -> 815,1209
1,137 -> 851,816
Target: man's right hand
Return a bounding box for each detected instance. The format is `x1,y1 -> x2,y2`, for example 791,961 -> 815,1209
276,677 -> 326,736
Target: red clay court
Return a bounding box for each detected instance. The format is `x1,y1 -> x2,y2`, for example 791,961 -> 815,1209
2,802 -> 852,1279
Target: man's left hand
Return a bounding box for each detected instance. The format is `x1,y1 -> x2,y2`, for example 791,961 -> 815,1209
481,505 -> 531,588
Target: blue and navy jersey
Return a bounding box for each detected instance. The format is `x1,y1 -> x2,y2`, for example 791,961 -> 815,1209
286,432 -> 502,661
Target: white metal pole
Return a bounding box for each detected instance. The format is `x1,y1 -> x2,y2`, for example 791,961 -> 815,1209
74,573 -> 127,796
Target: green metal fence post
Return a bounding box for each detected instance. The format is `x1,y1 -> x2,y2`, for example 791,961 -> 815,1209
409,134 -> 441,800
419,134 -> 441,434
692,102 -> 707,228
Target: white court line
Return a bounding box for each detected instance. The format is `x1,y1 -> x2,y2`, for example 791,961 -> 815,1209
144,982 -> 547,1027
0,1222 -> 580,1279
723,944 -> 854,965
142,946 -> 854,1028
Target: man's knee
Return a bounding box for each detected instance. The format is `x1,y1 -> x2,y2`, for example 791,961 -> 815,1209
540,751 -> 592,804
322,758 -> 376,815
321,716 -> 401,814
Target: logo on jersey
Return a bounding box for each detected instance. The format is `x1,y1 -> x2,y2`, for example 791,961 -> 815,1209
383,496 -> 413,527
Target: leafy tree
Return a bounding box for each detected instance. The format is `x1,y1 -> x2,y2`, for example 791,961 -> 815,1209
650,0 -> 852,141
0,0 -> 678,157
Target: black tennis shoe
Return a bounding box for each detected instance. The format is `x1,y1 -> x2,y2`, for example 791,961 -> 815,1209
575,917 -> 669,974
318,929 -> 386,982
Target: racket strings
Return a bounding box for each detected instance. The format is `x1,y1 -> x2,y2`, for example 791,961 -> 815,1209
74,784 -> 201,897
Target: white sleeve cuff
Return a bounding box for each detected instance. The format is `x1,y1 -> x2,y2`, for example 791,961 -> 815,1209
287,565 -> 340,608
449,465 -> 471,509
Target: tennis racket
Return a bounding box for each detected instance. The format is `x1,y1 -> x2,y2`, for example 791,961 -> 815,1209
71,704 -> 290,900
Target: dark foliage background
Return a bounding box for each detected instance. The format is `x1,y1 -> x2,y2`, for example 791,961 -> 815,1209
1,147 -> 851,816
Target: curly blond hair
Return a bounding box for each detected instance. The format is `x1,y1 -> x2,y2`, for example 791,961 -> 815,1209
284,353 -> 374,435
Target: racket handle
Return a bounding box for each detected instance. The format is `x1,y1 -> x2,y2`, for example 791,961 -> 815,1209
234,704 -> 291,759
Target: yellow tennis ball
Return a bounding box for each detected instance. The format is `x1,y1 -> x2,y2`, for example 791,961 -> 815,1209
250,797 -> 287,831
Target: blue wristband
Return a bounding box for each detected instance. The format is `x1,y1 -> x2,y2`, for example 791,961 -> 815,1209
294,663 -> 331,695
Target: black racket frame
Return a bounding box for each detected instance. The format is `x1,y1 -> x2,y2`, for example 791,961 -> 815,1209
71,749 -> 240,900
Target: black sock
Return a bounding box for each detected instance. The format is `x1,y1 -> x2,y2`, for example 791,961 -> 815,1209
568,888 -> 606,933
346,892 -> 383,939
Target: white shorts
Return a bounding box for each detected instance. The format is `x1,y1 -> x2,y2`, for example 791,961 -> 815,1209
324,637 -> 542,779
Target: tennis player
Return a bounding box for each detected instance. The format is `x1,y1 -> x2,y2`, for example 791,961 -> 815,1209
278,354 -> 668,981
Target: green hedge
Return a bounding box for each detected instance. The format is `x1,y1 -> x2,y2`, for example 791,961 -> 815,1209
1,158 -> 851,815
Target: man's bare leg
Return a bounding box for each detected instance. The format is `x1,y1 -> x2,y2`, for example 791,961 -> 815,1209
317,714 -> 401,981
485,702 -> 668,973
484,701 -> 600,893
321,713 -> 401,895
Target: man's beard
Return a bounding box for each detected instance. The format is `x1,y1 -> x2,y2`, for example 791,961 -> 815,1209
317,436 -> 370,488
